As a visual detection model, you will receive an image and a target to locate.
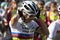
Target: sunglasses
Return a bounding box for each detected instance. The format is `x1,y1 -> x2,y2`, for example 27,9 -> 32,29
23,11 -> 35,16
29,15 -> 35,18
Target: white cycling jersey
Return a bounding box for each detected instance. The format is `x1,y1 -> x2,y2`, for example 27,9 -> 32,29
9,17 -> 39,38
47,20 -> 60,40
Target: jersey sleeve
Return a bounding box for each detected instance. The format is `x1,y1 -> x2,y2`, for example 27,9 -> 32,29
32,20 -> 39,28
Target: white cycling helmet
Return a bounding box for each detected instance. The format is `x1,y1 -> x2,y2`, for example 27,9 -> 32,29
18,1 -> 39,15
58,5 -> 60,12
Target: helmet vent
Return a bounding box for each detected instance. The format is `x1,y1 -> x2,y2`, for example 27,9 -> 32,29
24,5 -> 29,10
33,4 -> 37,12
28,4 -> 34,11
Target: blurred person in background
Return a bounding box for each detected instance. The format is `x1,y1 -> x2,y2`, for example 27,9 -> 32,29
6,0 -> 17,24
37,0 -> 45,10
34,0 -> 45,19
46,1 -> 58,26
4,0 -> 17,39
47,5 -> 60,40
44,1 -> 51,11
34,0 -> 49,40
0,0 -> 12,40
10,0 -> 17,17
43,1 -> 51,27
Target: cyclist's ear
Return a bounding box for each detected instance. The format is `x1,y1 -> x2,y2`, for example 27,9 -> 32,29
18,10 -> 23,17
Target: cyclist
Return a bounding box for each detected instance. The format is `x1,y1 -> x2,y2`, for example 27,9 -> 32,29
9,1 -> 39,40
9,1 -> 49,40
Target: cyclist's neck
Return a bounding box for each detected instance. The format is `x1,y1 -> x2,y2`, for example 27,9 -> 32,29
21,16 -> 31,23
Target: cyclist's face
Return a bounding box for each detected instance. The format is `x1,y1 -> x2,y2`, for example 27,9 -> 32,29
29,15 -> 35,20
23,12 -> 35,20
